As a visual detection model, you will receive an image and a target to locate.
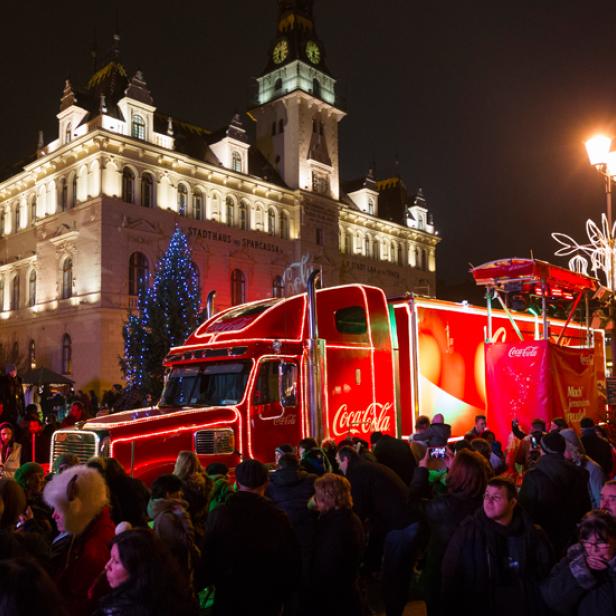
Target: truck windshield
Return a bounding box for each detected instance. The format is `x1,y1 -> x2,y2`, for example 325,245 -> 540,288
160,362 -> 251,408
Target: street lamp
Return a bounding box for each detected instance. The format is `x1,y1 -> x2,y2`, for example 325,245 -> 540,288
552,134 -> 616,373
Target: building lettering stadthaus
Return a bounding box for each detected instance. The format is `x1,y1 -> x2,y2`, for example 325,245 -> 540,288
0,0 -> 440,391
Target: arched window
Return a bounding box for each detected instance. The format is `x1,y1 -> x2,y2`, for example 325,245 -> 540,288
61,333 -> 72,375
28,270 -> 36,307
122,168 -> 135,203
272,276 -> 284,299
268,208 -> 276,236
14,203 -> 20,232
193,192 -> 203,220
239,201 -> 248,230
141,173 -> 153,208
10,274 -> 19,310
312,78 -> 321,98
177,184 -> 188,215
368,198 -> 375,215
30,197 -> 36,223
390,242 -> 396,263
274,78 -> 283,91
210,193 -> 220,221
280,212 -> 290,239
226,196 -> 235,227
397,243 -> 403,265
61,178 -> 68,211
129,252 -> 149,296
28,339 -> 35,369
65,123 -> 72,144
231,269 -> 246,306
131,114 -> 146,140
0,279 -> 4,311
231,151 -> 242,173
255,206 -> 263,231
71,174 -> 77,207
0,210 -> 5,236
62,258 -> 73,299
346,231 -> 354,255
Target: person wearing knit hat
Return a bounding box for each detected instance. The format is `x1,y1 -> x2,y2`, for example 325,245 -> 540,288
540,431 -> 566,455
43,465 -> 114,615
14,461 -> 54,539
202,458 -> 301,615
14,462 -> 44,493
519,429 -> 592,556
561,428 -> 605,508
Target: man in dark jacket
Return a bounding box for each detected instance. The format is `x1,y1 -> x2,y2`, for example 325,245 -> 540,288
203,458 -> 300,616
442,477 -> 554,616
337,446 -> 408,573
372,432 -> 417,485
518,431 -> 591,556
0,364 -> 25,425
266,452 -> 317,587
580,416 -> 613,477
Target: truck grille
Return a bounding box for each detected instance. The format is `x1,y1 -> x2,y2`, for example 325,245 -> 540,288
194,429 -> 235,455
51,431 -> 100,466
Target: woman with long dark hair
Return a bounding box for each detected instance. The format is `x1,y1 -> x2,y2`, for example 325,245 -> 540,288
94,528 -> 197,616
0,422 -> 22,478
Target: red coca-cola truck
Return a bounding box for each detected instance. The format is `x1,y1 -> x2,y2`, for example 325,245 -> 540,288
51,265 -> 605,482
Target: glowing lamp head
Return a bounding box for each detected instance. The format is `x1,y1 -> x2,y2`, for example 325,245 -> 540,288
585,135 -> 612,166
606,151 -> 616,178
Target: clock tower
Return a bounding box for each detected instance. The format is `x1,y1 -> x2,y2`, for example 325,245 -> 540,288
251,0 -> 345,199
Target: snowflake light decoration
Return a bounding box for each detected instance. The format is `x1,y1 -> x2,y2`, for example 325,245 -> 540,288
552,212 -> 616,290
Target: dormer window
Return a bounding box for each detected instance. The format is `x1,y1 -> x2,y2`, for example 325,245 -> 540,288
131,114 -> 146,140
232,151 -> 242,173
65,123 -> 72,144
368,198 -> 375,215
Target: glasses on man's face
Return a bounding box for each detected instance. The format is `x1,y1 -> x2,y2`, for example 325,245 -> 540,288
483,494 -> 505,504
581,540 -> 610,551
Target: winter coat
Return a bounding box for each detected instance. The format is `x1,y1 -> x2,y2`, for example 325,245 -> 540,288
518,453 -> 591,556
309,508 -> 365,615
0,440 -> 21,478
149,497 -> 200,588
93,584 -> 197,616
441,506 -> 554,616
50,506 -> 115,616
581,457 -> 605,509
373,434 -> 417,485
413,423 -> 452,448
266,466 -> 317,583
109,475 -> 150,528
180,474 -> 212,537
203,490 -> 301,616
541,542 -> 616,615
581,428 -> 613,477
0,374 -> 25,424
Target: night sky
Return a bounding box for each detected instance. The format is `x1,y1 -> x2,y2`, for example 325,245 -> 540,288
3,1 -> 616,297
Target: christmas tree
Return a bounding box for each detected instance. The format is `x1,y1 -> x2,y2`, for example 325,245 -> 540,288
121,226 -> 201,396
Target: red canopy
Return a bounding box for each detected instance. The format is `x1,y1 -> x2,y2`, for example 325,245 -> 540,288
471,258 -> 598,296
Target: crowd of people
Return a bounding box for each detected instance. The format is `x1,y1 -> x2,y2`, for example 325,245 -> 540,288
0,412 -> 616,615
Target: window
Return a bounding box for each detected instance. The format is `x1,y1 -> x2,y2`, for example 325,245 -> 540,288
239,201 -> 248,230
255,207 -> 263,231
231,151 -> 242,173
364,235 -> 371,257
335,306 -> 367,335
178,184 -> 188,215
0,279 -> 4,311
10,274 -> 19,310
274,78 -> 283,91
61,334 -> 72,375
28,270 -> 36,307
61,178 -> 68,211
131,114 -> 146,140
268,208 -> 276,236
122,168 -> 135,203
346,231 -> 354,255
141,173 -> 153,208
312,78 -> 321,98
231,269 -> 246,306
253,360 -> 298,411
397,244 -> 403,265
28,339 -> 35,369
280,212 -> 290,239
273,276 -> 284,299
62,258 -> 73,299
129,252 -> 149,296
316,228 -> 324,246
226,196 -> 235,226
368,198 -> 375,215
71,174 -> 77,207
65,123 -> 72,144
30,197 -> 36,223
0,211 -> 5,237
193,192 -> 203,220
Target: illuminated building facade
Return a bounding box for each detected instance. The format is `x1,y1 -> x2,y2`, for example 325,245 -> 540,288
0,0 -> 439,392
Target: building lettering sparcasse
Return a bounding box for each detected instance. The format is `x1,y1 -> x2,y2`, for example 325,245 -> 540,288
0,0 -> 439,392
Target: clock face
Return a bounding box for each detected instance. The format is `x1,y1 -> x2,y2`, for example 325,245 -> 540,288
273,40 -> 289,64
306,40 -> 321,64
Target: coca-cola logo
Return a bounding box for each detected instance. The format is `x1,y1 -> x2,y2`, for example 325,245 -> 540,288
331,402 -> 392,437
507,346 -> 539,358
